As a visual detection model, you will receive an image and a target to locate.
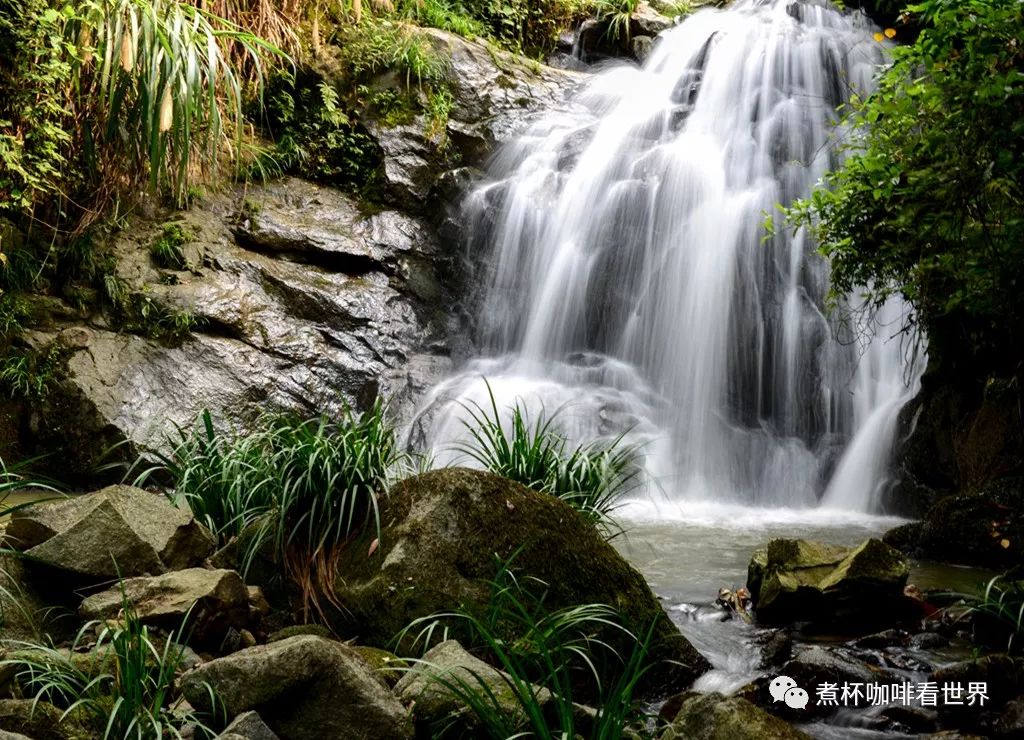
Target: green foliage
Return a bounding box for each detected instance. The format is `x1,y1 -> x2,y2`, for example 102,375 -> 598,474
2,594 -> 215,739
592,0 -> 639,42
263,73 -> 383,187
0,0 -> 286,237
788,0 -> 1024,370
0,294 -> 31,341
0,342 -> 68,401
133,402 -> 402,621
965,576 -> 1024,654
149,223 -> 192,270
451,0 -> 593,54
117,289 -> 201,344
456,382 -> 641,538
398,556 -> 657,738
393,0 -> 486,38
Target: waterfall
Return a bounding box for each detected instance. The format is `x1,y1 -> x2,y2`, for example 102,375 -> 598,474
410,0 -> 924,514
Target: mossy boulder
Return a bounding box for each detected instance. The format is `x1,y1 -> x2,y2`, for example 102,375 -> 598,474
887,489 -> 1024,568
747,538 -> 910,628
332,468 -> 709,695
661,692 -> 812,740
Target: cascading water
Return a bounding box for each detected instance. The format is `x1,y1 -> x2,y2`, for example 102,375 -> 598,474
409,0 -> 924,514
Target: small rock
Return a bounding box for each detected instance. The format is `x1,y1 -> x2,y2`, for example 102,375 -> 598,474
395,640 -> 550,729
8,486 -> 214,581
909,631 -> 949,650
753,629 -> 792,669
994,696 -> 1024,738
79,568 -> 252,650
219,711 -> 279,740
661,691 -> 812,740
0,699 -> 67,740
181,635 -> 411,740
881,704 -> 938,733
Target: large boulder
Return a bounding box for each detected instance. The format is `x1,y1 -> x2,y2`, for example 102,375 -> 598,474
661,692 -> 812,740
6,486 -> 214,581
79,568 -> 254,649
180,635 -> 412,740
331,468 -> 710,694
219,711 -> 279,740
747,538 -> 910,628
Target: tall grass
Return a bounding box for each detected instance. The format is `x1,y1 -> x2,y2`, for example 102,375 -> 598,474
456,382 -> 642,538
398,558 -> 657,739
1,595 -> 214,739
134,401 -> 402,621
965,576 -> 1024,654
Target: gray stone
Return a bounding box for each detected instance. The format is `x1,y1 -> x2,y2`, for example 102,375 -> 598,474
358,29 -> 581,207
9,486 -> 214,580
661,691 -> 812,740
395,640 -> 549,727
180,635 -> 412,740
79,568 -> 252,648
219,711 -> 279,740
783,646 -> 898,694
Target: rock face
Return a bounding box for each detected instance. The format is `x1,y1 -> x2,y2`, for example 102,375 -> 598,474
351,29 -> 581,209
747,538 -> 910,628
331,468 -> 710,694
661,692 -> 812,740
180,635 -> 412,740
78,568 -> 253,649
6,486 -> 214,580
220,711 -> 280,740
8,31 -> 581,476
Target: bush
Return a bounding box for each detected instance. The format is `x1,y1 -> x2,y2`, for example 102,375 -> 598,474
456,383 -> 641,538
398,556 -> 658,738
788,0 -> 1024,375
134,401 -> 402,621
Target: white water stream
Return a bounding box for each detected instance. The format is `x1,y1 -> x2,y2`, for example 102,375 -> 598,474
410,0 -> 923,516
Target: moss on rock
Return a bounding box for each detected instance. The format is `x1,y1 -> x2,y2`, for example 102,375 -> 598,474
331,468 -> 709,696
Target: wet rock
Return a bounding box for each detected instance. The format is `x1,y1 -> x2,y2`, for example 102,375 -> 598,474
219,711 -> 279,740
852,629 -> 909,649
994,696 -> 1024,738
395,640 -> 550,730
909,631 -> 950,650
754,629 -> 793,669
79,568 -> 253,650
346,29 -> 581,209
783,646 -> 898,695
632,36 -> 656,63
747,538 -> 910,628
7,486 -> 214,581
331,468 -> 710,696
180,635 -> 412,740
932,655 -> 1024,727
661,691 -> 812,740
629,2 -> 674,36
32,179 -> 455,467
0,730 -> 33,740
882,704 -> 939,734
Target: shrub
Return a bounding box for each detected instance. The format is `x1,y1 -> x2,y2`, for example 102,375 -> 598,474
456,382 -> 642,538
149,223 -> 192,270
1,593 -> 214,739
398,556 -> 658,738
134,401 -> 402,621
964,576 -> 1024,655
787,0 -> 1024,375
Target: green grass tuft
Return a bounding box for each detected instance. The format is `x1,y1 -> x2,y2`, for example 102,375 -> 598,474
455,381 -> 642,538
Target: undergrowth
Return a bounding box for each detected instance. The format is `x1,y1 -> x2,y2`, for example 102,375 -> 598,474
397,556 -> 658,738
132,401 -> 402,622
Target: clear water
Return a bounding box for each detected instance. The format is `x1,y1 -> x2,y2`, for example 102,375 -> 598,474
409,0 -> 924,514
